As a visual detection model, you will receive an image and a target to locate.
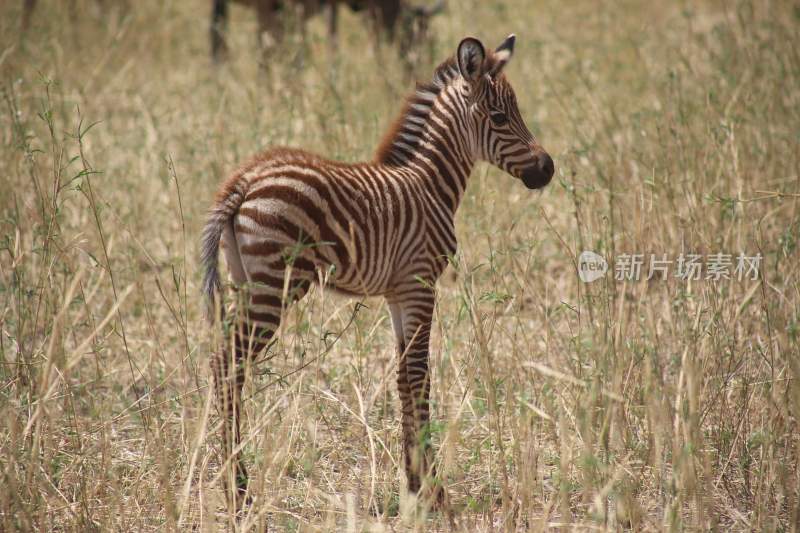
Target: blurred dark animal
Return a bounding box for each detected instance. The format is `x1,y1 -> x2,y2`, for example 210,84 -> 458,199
210,0 -> 444,67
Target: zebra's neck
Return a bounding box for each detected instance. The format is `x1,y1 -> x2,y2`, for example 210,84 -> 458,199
375,59 -> 476,212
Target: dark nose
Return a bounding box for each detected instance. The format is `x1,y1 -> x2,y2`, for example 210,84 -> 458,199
521,152 -> 555,189
540,153 -> 554,179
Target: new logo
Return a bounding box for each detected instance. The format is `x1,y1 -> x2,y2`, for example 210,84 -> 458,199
578,250 -> 607,283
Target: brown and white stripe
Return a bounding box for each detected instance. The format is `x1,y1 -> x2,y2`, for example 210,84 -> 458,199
201,33 -> 554,505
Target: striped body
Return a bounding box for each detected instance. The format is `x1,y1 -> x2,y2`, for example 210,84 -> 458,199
225,144 -> 462,294
202,34 -> 554,507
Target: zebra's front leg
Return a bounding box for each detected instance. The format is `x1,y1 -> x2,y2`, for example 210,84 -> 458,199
389,290 -> 447,507
389,302 -> 420,492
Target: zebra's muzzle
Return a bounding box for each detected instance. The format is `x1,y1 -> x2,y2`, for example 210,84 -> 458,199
520,152 -> 554,189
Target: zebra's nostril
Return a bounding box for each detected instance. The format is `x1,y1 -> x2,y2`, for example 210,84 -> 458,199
540,153 -> 554,179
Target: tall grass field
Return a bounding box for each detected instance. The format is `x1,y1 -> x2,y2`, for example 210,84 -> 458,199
1,1 -> 798,530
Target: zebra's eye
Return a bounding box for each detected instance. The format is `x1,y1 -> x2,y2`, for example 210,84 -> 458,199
489,110 -> 508,126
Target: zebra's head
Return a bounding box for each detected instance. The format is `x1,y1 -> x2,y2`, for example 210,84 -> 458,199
457,35 -> 555,189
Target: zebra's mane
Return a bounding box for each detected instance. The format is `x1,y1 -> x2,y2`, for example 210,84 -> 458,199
374,57 -> 462,166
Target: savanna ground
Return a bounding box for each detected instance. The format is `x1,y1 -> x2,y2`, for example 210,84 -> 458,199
1,0 -> 799,530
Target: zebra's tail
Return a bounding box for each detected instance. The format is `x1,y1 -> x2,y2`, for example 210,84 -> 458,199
200,177 -> 247,322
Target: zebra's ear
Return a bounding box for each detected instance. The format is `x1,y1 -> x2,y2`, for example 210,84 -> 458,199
457,37 -> 486,83
490,34 -> 515,78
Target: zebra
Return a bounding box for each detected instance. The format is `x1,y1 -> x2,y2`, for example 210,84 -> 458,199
201,33 -> 554,507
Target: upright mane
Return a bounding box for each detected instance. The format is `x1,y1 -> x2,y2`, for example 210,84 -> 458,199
374,57 -> 462,166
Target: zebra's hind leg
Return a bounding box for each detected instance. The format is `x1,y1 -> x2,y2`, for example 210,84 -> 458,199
212,265 -> 311,509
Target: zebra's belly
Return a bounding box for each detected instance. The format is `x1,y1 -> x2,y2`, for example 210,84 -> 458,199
314,253 -> 404,297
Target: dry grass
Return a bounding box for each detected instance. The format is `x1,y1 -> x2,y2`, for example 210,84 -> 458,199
1,0 -> 799,530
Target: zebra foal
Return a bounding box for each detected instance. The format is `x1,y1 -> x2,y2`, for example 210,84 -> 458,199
201,33 -> 554,506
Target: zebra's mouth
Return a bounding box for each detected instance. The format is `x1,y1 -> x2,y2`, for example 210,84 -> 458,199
521,166 -> 553,189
